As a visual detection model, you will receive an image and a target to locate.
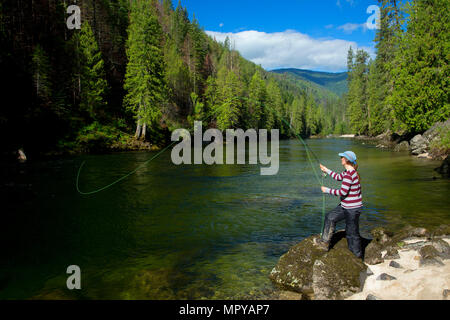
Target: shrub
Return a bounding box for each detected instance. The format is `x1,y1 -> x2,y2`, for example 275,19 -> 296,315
75,122 -> 130,153
429,126 -> 450,158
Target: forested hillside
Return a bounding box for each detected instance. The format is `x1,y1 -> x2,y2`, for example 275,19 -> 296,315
0,0 -> 348,157
346,0 -> 449,140
271,68 -> 348,97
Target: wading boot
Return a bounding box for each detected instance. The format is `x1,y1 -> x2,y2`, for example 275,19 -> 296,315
313,237 -> 330,251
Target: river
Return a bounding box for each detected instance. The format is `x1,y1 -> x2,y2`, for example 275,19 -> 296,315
1,138 -> 449,299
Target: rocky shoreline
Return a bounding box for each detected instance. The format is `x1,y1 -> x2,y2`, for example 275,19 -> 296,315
336,119 -> 450,177
269,225 -> 450,300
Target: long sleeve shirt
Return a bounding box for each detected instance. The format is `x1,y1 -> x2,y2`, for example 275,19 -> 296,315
323,168 -> 363,209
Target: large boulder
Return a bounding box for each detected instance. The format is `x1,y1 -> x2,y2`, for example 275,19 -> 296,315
394,141 -> 410,152
423,119 -> 450,144
272,225 -> 450,300
312,242 -> 367,300
269,235 -> 328,295
410,134 -> 428,155
363,227 -> 393,265
270,232 -> 367,299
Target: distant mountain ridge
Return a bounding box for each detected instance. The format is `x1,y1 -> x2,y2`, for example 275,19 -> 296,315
270,68 -> 348,97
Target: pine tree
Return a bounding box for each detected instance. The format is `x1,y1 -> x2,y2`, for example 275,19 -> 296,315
347,46 -> 354,79
77,21 -> 109,121
388,0 -> 450,133
368,0 -> 402,135
164,38 -> 192,117
289,96 -> 306,136
32,44 -> 52,102
265,79 -> 283,131
204,75 -> 218,119
172,0 -> 189,51
189,16 -> 207,94
215,67 -> 241,130
305,93 -> 322,135
246,70 -> 266,129
187,92 -> 205,126
124,0 -> 168,140
347,49 -> 370,135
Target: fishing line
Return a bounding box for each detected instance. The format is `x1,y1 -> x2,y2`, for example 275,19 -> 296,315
256,100 -> 327,235
76,96 -> 328,234
76,141 -> 177,195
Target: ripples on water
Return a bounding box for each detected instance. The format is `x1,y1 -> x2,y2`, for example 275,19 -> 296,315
0,139 -> 449,299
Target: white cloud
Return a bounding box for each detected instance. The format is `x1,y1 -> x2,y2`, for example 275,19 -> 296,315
205,29 -> 375,72
337,22 -> 368,34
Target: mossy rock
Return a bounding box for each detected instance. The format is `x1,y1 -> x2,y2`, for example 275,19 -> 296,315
121,268 -> 180,300
388,226 -> 429,245
418,245 -> 445,267
312,247 -> 367,300
429,225 -> 450,238
384,247 -> 400,260
269,235 -> 328,294
370,227 -> 394,245
431,239 -> 450,259
364,242 -> 384,265
419,245 -> 440,259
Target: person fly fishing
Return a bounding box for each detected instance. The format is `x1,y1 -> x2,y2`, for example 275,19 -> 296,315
315,151 -> 363,258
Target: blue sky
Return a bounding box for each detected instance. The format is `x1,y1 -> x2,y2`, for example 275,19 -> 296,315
179,0 -> 380,72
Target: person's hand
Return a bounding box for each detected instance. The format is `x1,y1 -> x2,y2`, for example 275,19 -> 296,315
321,186 -> 327,193
320,164 -> 328,173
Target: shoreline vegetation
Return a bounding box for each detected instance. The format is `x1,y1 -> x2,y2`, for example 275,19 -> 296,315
1,1 -> 448,166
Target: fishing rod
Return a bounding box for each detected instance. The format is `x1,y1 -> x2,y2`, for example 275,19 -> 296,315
255,99 -> 327,235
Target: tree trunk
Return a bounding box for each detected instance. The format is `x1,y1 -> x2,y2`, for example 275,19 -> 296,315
141,123 -> 147,141
135,122 -> 142,139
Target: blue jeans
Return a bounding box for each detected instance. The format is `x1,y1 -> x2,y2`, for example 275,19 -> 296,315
321,205 -> 362,258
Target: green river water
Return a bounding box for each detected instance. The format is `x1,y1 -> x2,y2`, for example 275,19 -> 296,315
1,138 -> 449,299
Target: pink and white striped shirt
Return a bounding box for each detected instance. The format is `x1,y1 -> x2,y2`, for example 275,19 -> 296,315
324,168 -> 363,209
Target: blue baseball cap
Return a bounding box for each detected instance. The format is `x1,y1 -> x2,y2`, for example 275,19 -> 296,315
339,151 -> 357,164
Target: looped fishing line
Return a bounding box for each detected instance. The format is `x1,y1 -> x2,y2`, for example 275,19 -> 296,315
76,97 -> 327,234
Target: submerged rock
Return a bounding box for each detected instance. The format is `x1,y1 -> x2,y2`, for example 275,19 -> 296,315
276,291 -> 304,300
430,225 -> 450,238
435,155 -> 450,177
